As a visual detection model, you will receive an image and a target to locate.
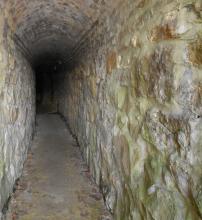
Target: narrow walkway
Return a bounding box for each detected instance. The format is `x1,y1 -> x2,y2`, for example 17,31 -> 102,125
7,114 -> 111,220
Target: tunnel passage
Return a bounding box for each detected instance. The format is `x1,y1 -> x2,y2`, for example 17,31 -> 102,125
7,0 -> 118,112
8,1 -> 113,111
8,0 -> 118,115
1,0 -> 202,220
34,54 -> 65,113
0,0 -> 121,218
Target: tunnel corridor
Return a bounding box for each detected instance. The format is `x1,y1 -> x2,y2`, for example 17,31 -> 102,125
1,0 -> 202,220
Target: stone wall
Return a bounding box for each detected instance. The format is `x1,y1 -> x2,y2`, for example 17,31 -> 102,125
0,4 -> 35,216
58,0 -> 202,219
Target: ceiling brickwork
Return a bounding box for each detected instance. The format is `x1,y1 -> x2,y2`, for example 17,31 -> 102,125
6,0 -> 116,64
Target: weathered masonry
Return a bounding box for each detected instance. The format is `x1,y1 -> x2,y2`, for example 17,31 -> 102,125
0,0 -> 202,219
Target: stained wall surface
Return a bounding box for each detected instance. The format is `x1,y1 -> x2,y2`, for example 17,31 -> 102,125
0,4 -> 35,216
58,1 -> 202,219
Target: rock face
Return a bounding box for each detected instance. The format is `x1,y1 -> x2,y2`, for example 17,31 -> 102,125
57,1 -> 202,219
0,4 -> 35,217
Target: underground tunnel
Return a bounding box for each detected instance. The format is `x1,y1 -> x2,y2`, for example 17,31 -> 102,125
34,54 -> 63,113
0,0 -> 202,219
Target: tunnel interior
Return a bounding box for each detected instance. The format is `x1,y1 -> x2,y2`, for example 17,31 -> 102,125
1,0 -> 202,219
9,0 -> 113,113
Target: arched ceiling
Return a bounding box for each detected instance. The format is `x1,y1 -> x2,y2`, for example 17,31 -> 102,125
5,0 -> 116,66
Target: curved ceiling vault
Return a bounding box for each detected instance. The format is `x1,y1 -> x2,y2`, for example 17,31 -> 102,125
5,0 -> 115,67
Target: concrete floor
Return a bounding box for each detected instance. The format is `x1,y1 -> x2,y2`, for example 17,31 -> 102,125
6,114 -> 111,220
